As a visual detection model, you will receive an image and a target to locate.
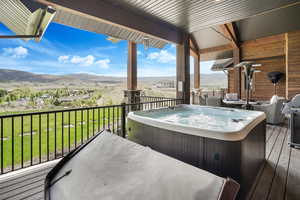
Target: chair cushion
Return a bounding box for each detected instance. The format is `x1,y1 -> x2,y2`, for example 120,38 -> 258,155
291,94 -> 300,107
225,93 -> 238,101
270,95 -> 279,104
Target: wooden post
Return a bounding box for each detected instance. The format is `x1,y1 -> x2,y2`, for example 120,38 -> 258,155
285,33 -> 289,100
125,41 -> 141,109
176,34 -> 190,104
233,48 -> 241,98
194,55 -> 200,89
127,41 -> 137,90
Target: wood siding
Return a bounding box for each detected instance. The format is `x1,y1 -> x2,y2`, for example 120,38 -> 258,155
228,69 -> 235,93
201,30 -> 300,100
241,57 -> 286,100
286,31 -> 300,99
241,34 -> 285,60
240,34 -> 287,100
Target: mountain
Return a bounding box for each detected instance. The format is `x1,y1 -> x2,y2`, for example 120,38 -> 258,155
0,69 -> 125,84
0,69 -> 227,87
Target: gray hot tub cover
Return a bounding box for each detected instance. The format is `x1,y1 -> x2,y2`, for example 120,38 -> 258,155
45,131 -> 239,200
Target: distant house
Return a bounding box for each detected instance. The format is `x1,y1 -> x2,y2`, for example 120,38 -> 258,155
155,81 -> 175,88
35,98 -> 45,107
58,97 -> 73,103
15,98 -> 29,106
87,89 -> 95,93
40,94 -> 52,99
59,94 -> 90,103
69,89 -> 81,96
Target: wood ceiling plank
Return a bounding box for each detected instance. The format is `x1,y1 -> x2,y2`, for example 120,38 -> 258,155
37,0 -> 183,44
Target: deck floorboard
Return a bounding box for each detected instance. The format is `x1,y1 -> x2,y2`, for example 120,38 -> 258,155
0,125 -> 299,200
249,126 -> 287,200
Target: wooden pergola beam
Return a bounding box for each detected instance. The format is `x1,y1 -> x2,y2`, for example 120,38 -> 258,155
219,23 -> 238,49
176,34 -> 190,104
189,35 -> 200,90
199,44 -> 233,54
189,35 -> 199,52
214,22 -> 241,97
190,48 -> 198,58
194,55 -> 200,89
223,22 -> 241,98
37,0 -> 183,44
189,35 -> 199,58
127,41 -> 137,91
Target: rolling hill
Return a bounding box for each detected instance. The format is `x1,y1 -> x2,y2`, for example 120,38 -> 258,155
0,69 -> 227,88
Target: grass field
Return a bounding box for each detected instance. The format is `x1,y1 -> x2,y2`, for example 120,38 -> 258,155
0,107 -> 121,171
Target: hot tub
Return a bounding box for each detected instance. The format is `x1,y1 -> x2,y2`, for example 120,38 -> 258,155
127,105 -> 266,198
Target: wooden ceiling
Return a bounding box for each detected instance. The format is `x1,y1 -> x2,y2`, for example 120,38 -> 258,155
53,9 -> 168,48
37,0 -> 300,59
104,0 -> 300,32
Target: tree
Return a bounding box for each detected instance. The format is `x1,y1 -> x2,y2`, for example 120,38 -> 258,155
0,89 -> 7,97
52,98 -> 61,106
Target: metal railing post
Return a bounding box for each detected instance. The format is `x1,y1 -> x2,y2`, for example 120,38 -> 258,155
121,103 -> 126,138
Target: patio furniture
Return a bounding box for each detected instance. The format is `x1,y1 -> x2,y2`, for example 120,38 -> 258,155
45,130 -> 240,200
253,95 -> 285,124
206,96 -> 222,106
225,93 -> 239,101
191,90 -> 207,105
282,94 -> 300,148
223,99 -> 258,108
235,61 -> 262,110
288,109 -> 300,148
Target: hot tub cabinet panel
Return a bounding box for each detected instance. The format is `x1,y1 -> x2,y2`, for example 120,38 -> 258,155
127,118 -> 266,198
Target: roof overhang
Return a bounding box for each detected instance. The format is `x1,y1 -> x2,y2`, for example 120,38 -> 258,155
0,0 -> 56,41
52,9 -> 168,49
211,58 -> 234,72
36,0 -> 182,48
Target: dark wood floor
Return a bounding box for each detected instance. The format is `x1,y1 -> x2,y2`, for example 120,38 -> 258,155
247,125 -> 300,200
0,161 -> 58,200
0,125 -> 299,200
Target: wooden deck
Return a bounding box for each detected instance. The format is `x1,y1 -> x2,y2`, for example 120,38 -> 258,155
0,125 -> 299,200
247,125 -> 300,200
0,160 -> 58,200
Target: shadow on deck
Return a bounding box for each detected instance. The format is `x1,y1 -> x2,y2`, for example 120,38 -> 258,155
0,125 -> 299,200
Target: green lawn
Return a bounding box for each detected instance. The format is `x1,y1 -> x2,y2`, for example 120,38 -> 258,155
0,107 -> 121,170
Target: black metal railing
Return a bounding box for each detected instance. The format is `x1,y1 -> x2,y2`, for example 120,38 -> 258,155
140,95 -> 177,103
0,97 -> 183,174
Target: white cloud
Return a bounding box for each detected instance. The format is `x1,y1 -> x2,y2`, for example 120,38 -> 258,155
3,46 -> 28,58
57,54 -> 110,68
137,50 -> 142,56
147,50 -> 175,63
95,59 -> 110,69
70,55 -> 95,66
58,55 -> 70,63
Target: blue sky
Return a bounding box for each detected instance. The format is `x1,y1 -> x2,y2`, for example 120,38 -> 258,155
0,22 -> 215,77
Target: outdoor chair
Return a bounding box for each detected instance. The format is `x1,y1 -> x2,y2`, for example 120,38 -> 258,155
225,93 -> 239,101
282,94 -> 300,148
253,95 -> 285,124
206,96 -> 222,107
